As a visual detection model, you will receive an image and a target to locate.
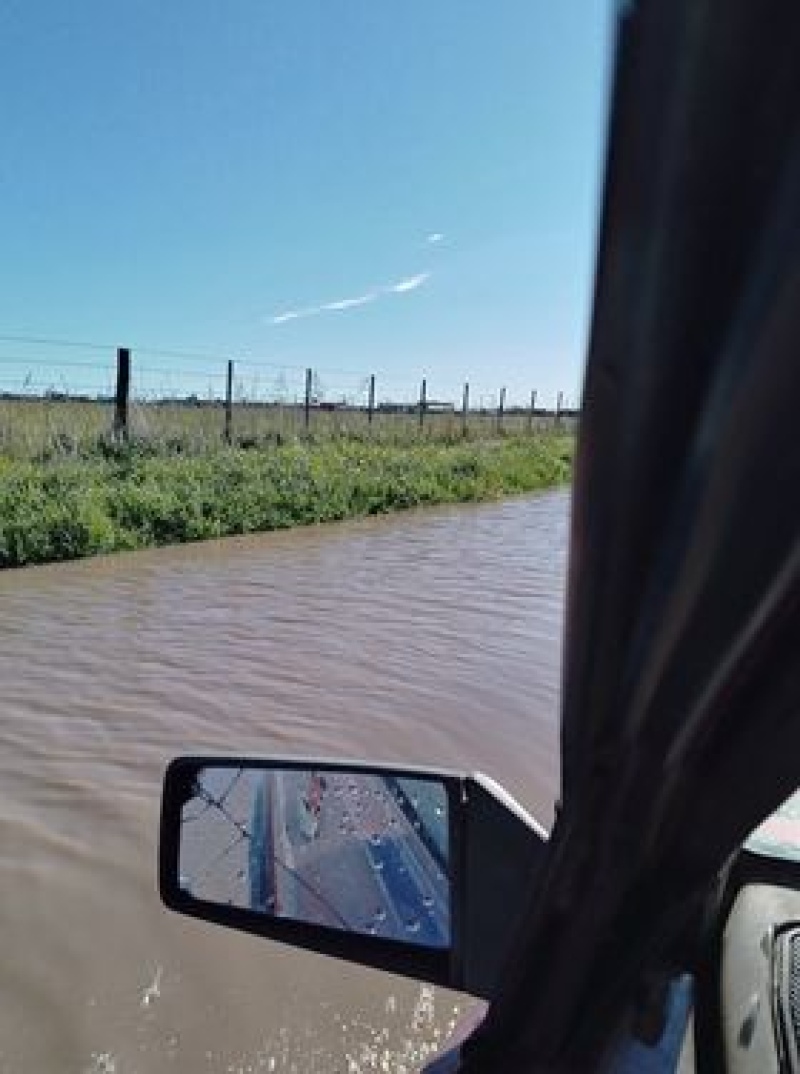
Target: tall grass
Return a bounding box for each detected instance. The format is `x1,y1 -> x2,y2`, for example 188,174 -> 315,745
0,436 -> 574,569
0,397 -> 575,461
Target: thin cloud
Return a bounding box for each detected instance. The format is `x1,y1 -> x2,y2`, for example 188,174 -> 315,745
427,232 -> 444,244
269,272 -> 430,325
387,272 -> 430,294
323,292 -> 377,312
270,290 -> 377,323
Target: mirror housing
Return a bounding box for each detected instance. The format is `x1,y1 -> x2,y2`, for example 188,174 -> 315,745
160,757 -> 548,1000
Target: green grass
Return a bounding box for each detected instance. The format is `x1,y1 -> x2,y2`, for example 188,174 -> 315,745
0,436 -> 574,569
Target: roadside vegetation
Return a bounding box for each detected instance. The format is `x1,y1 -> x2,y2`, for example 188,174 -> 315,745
0,434 -> 574,569
0,395 -> 573,459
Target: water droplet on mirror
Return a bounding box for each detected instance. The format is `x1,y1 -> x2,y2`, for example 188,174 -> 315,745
405,918 -> 421,934
375,908 -> 387,922
369,834 -> 382,847
422,895 -> 434,909
434,805 -> 444,818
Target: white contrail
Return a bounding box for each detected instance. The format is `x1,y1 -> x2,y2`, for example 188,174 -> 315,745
269,271 -> 431,325
385,272 -> 430,294
322,292 -> 377,312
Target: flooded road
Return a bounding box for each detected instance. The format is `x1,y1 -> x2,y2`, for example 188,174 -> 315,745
0,489 -> 568,1073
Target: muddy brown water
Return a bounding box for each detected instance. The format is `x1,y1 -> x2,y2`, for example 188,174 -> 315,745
0,489 -> 569,1073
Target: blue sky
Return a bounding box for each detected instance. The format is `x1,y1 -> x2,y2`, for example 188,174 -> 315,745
0,2 -> 609,409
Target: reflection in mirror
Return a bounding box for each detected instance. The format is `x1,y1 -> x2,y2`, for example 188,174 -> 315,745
178,767 -> 451,948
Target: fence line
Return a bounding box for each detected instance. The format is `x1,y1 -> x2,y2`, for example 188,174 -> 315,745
0,345 -> 581,458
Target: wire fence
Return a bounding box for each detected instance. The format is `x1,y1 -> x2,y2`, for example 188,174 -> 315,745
0,338 -> 580,460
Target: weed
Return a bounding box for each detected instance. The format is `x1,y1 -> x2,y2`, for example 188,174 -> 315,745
0,437 -> 573,569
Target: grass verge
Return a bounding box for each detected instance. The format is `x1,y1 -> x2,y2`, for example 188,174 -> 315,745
0,435 -> 573,569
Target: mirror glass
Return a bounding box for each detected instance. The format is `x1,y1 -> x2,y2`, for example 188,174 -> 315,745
178,767 -> 451,948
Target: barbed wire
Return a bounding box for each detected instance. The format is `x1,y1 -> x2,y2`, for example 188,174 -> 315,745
0,331 -> 580,406
0,333 -> 116,353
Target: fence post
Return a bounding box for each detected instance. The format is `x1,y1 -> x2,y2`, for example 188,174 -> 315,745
305,368 -> 313,431
462,382 -> 470,437
224,360 -> 234,445
556,391 -> 563,427
113,347 -> 130,442
529,390 -> 537,433
419,377 -> 427,431
498,386 -> 506,433
368,374 -> 375,427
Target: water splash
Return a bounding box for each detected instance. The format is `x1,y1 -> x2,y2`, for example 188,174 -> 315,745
140,964 -> 163,1009
84,1053 -> 116,1074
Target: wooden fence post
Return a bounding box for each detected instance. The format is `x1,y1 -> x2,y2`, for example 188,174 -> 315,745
529,390 -> 537,433
419,377 -> 427,431
498,386 -> 506,433
305,368 -> 313,431
224,360 -> 234,445
462,382 -> 470,437
368,374 -> 375,427
556,391 -> 563,427
114,347 -> 130,442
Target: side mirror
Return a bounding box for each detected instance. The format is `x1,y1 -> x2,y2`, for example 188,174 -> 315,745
159,757 -> 548,1000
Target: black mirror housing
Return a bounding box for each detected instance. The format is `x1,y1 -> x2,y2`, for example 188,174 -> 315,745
159,756 -> 548,1000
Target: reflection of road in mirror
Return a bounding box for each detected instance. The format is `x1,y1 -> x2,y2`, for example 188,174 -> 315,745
179,767 -> 259,907
178,768 -> 450,949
